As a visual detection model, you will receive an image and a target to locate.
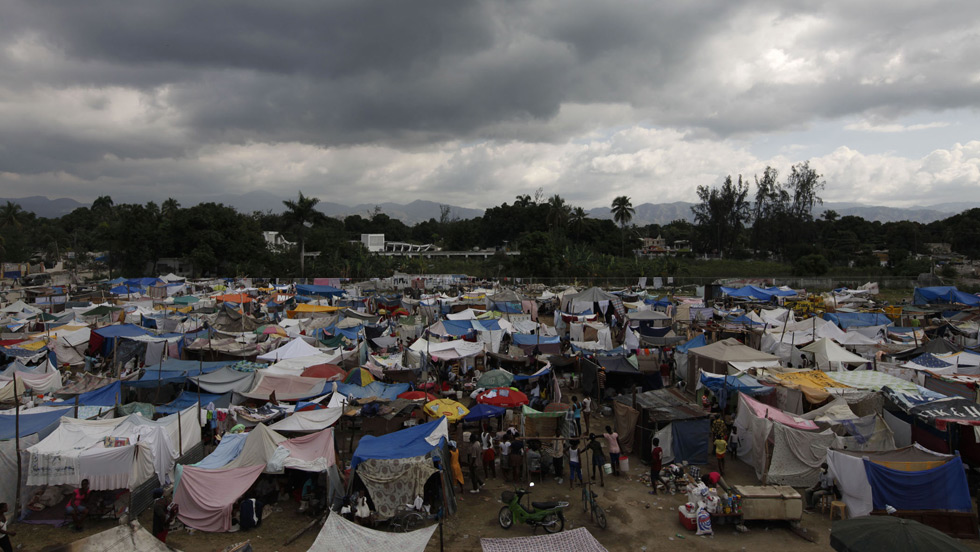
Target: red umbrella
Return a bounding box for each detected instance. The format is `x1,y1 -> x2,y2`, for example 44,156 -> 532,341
398,390 -> 438,402
476,387 -> 529,408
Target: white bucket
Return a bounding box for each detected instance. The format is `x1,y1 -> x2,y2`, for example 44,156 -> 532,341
619,457 -> 629,472
603,463 -> 613,475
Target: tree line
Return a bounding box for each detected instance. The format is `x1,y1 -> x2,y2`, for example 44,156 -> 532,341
0,167 -> 977,280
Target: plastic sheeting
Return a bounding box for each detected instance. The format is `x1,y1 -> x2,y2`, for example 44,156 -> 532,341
0,407 -> 71,440
670,418 -> 710,465
309,507 -> 437,552
350,418 -> 447,471
269,407 -> 343,432
189,366 -> 256,394
173,464 -> 265,532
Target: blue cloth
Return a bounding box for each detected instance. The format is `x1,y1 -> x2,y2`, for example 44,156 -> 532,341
670,418 -> 710,465
156,390 -> 231,414
822,312 -> 893,329
909,353 -> 953,368
126,277 -> 163,287
676,334 -> 707,353
126,360 -> 229,388
195,433 -> 248,469
110,284 -> 146,295
492,302 -> 523,314
440,320 -> 477,337
512,367 -> 552,382
463,403 -> 506,421
719,285 -> 796,301
914,286 -> 980,306
699,372 -> 772,409
511,333 -> 560,346
351,418 -> 445,470
0,407 -> 71,440
76,380 -> 123,407
334,381 -> 409,401
295,284 -> 344,298
863,455 -> 972,512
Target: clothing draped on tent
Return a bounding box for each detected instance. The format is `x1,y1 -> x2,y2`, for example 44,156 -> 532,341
356,456 -> 437,519
863,455 -> 972,512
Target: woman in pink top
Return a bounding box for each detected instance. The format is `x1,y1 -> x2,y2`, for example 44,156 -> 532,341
603,426 -> 622,476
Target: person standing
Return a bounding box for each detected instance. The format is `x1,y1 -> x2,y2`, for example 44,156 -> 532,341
152,488 -> 177,542
467,434 -> 485,493
714,435 -> 728,475
567,439 -> 583,489
602,425 -> 621,476
571,397 -> 582,435
584,433 -> 606,487
649,438 -> 667,495
499,435 -> 512,482
509,437 -> 524,482
0,503 -> 15,552
582,396 -> 593,434
449,442 -> 466,495
481,426 -> 496,479
65,479 -> 91,532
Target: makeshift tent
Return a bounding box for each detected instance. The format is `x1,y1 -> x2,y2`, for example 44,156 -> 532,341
309,509 -> 437,552
698,371 -> 773,409
349,418 -> 454,520
188,366 -> 256,394
0,407 -> 71,440
302,363 -> 346,380
827,446 -> 971,519
823,312 -> 894,329
27,406 -> 200,490
239,372 -> 329,401
174,464 -> 266,532
269,407 -> 344,432
156,390 -> 230,415
125,360 -> 228,388
720,285 -> 797,301
334,381 -> 410,401
686,338 -> 778,393
256,336 -> 324,362
613,389 -> 709,465
480,527 -> 608,552
801,338 -> 870,371
914,286 -> 980,307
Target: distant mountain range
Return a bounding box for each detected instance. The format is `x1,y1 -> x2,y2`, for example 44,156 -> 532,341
3,194 -> 979,226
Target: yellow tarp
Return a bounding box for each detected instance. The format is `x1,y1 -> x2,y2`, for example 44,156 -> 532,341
769,370 -> 851,403
287,304 -> 343,318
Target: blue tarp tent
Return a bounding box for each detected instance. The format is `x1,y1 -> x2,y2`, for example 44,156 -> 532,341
351,417 -> 447,470
676,334 -> 707,353
492,302 -> 523,314
156,390 -> 231,414
511,334 -> 561,346
463,404 -> 506,422
295,284 -> 345,298
75,380 -> 122,407
125,360 -> 229,388
823,312 -> 893,329
913,286 -> 980,307
439,320 -> 477,337
195,433 -> 248,469
720,285 -> 797,301
110,284 -> 145,295
699,371 -> 773,409
334,381 -> 410,401
0,407 -> 72,440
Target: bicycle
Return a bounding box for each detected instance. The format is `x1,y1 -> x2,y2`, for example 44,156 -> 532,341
582,480 -> 607,529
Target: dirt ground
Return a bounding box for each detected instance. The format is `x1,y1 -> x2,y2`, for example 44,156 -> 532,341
16,418 -> 980,552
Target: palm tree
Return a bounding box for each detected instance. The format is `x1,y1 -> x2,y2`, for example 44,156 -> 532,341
611,196 -> 635,256
569,207 -> 588,239
0,201 -> 24,229
282,191 -> 324,277
546,194 -> 571,239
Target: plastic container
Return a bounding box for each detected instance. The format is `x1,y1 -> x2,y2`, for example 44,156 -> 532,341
603,463 -> 613,475
619,457 -> 629,472
677,505 -> 697,531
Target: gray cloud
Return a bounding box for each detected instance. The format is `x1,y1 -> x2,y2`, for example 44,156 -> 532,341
1,0 -> 978,208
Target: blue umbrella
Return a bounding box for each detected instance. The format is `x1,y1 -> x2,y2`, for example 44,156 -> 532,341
463,403 -> 506,422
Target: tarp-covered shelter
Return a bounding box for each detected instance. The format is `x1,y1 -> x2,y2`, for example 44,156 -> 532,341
188,366 -> 257,394
914,286 -> 980,307
613,388 -> 709,465
827,446 -> 972,520
801,338 -> 870,371
173,464 -> 265,532
686,338 -> 778,393
480,527 -> 608,552
349,418 -> 455,520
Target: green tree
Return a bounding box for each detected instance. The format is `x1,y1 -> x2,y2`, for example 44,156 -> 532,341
611,195 -> 635,257
0,201 -> 25,229
792,254 -> 829,276
282,191 -> 325,277
691,175 -> 751,257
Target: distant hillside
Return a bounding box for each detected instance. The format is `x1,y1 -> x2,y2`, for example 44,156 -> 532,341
6,194 -> 977,226
0,196 -> 88,218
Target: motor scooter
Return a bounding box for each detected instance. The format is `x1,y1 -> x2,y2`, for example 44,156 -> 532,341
498,482 -> 569,533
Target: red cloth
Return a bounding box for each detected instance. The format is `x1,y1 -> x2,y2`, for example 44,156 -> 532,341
173,464 -> 265,532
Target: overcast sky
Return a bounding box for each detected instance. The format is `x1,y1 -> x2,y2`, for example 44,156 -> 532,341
2,1 -> 979,210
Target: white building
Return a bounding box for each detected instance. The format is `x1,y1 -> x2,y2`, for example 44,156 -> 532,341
263,231 -> 296,253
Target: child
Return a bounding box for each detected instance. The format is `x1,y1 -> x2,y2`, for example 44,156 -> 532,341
567,439 -> 583,489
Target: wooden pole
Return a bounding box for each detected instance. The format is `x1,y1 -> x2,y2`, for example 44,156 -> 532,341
14,372 -> 22,516
155,344 -> 164,404
74,394 -> 79,418
177,408 -> 183,455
